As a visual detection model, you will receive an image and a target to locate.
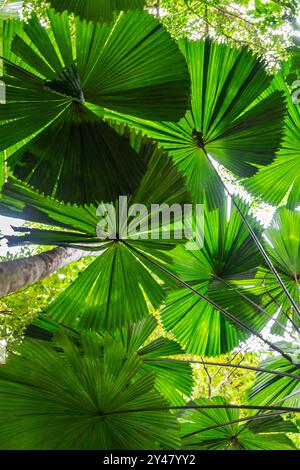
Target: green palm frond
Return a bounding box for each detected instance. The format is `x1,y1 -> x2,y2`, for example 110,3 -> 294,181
103,39 -> 285,209
249,345 -> 300,408
245,208 -> 300,333
1,132 -> 190,246
0,331 -> 181,450
0,9 -> 190,204
264,208 -> 300,282
50,0 -> 145,23
114,316 -> 193,405
161,199 -> 268,356
26,315 -> 193,406
1,137 -> 191,330
246,72 -> 300,209
180,397 -> 297,450
48,241 -> 172,331
0,177 -> 100,234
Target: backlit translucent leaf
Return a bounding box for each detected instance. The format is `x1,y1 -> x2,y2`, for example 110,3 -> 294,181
0,332 -> 180,449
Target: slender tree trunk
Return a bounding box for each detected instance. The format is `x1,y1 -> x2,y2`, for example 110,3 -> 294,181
0,247 -> 88,297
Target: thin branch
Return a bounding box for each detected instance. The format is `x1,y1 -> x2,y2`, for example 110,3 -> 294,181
184,1 -> 277,61
211,340 -> 254,380
211,4 -> 256,28
213,356 -> 245,394
155,0 -> 161,17
204,0 -> 208,37
200,355 -> 212,398
0,310 -> 12,315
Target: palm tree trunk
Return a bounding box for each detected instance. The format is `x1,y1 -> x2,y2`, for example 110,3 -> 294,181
0,247 -> 88,297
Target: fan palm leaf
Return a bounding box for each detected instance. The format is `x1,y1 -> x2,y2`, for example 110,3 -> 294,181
0,331 -> 181,449
26,315 -> 193,406
0,9 -> 190,204
243,208 -> 300,333
0,177 -> 101,235
1,137 -> 191,330
103,39 -> 285,209
161,199 -> 269,356
246,72 -> 300,209
180,397 -> 297,450
249,345 -> 300,408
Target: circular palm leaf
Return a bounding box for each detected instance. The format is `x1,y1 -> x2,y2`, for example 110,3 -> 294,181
249,208 -> 300,333
0,9 -> 190,204
180,397 -> 297,450
246,72 -> 300,209
161,198 -> 268,356
1,135 -> 191,330
0,331 -> 181,450
104,39 -> 285,209
249,344 -> 300,408
26,315 -> 193,406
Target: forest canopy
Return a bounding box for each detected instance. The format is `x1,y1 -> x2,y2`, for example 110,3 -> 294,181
0,0 -> 300,452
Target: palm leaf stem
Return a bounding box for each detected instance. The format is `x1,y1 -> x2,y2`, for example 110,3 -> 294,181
102,404 -> 300,416
145,358 -> 300,380
273,390 -> 300,405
